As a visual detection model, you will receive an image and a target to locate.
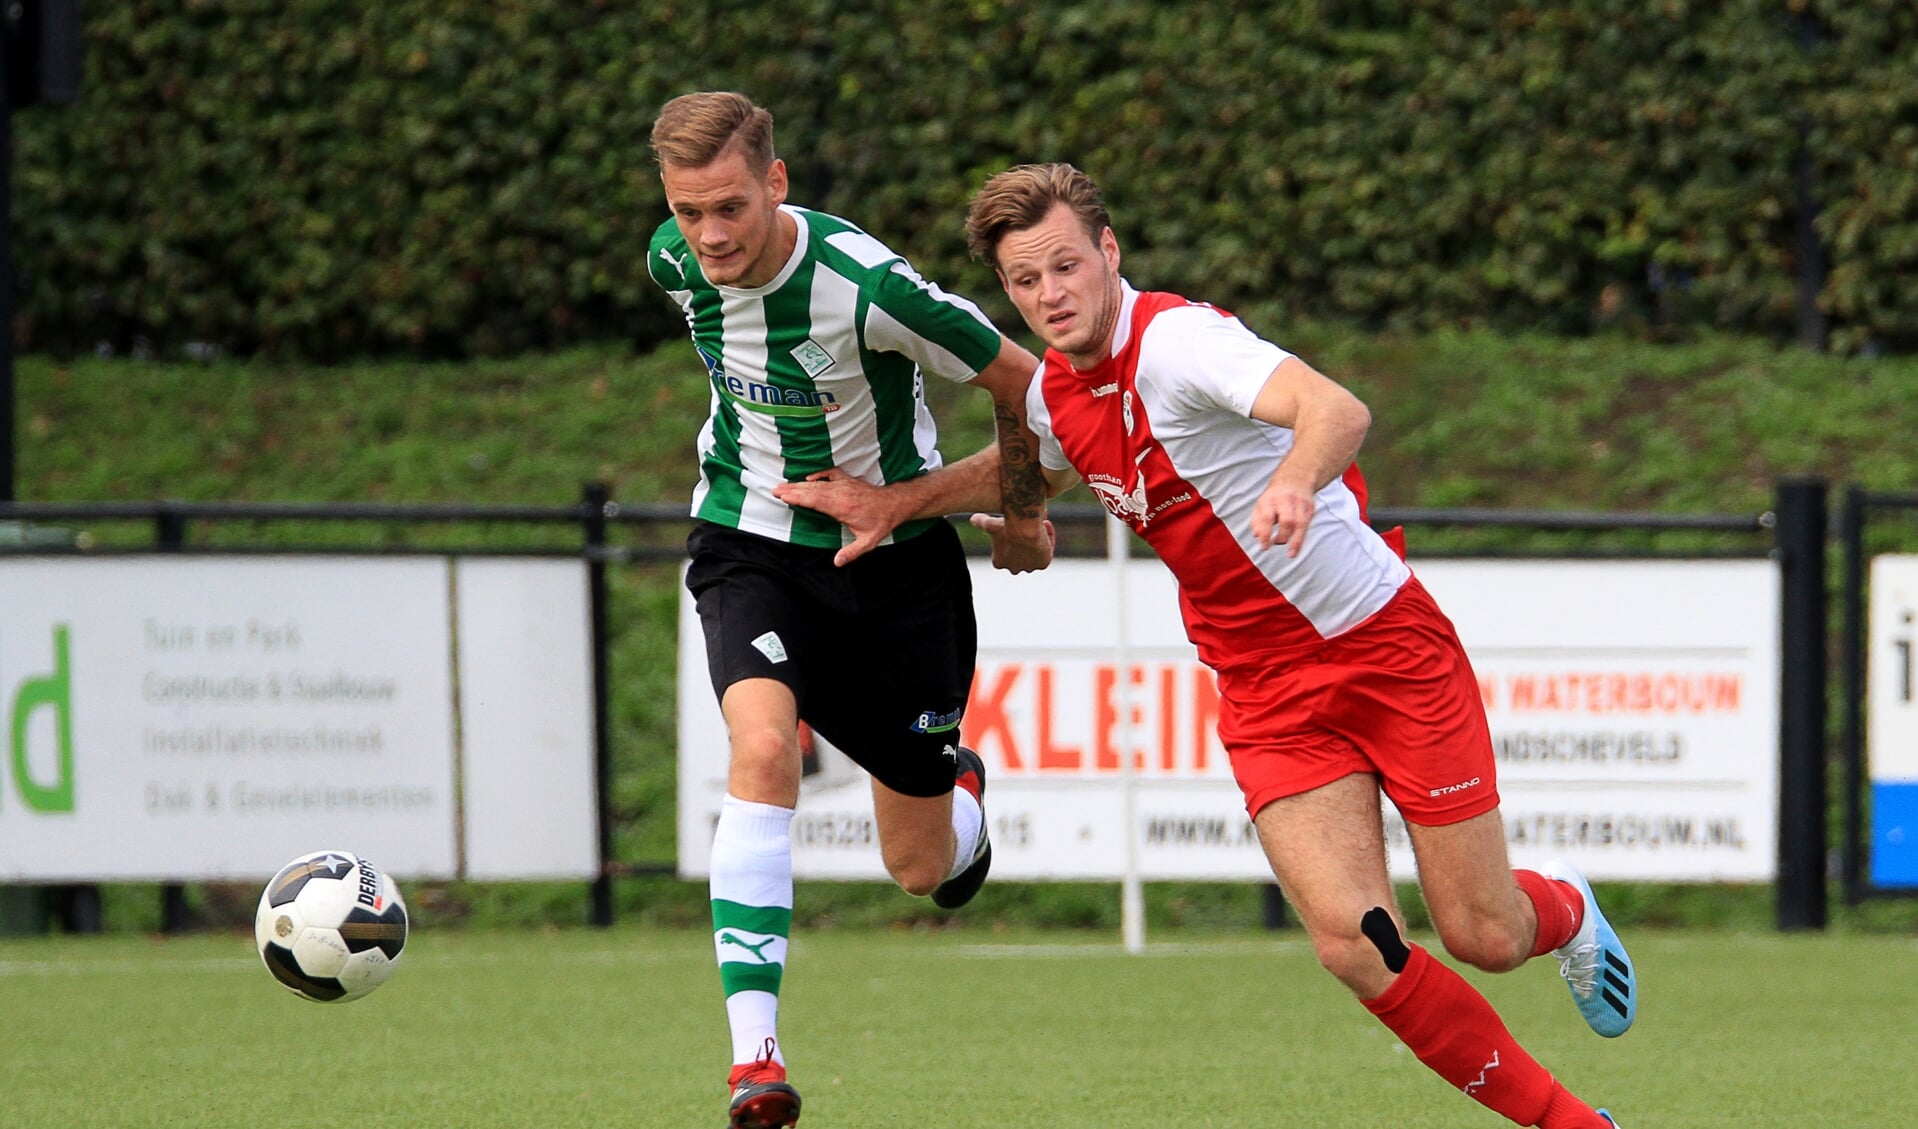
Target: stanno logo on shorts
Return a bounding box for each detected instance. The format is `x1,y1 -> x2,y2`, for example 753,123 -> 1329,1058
1429,776 -> 1482,798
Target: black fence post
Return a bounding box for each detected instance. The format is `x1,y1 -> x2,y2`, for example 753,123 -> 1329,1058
1775,476 -> 1829,931
583,482 -> 615,927
1261,885 -> 1288,930
154,504 -> 194,932
1,77 -> 12,506
1839,485 -> 1867,905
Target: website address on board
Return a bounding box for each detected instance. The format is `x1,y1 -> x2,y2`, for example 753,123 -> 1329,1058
1502,811 -> 1748,851
1389,811 -> 1750,853
1145,812 -> 1750,853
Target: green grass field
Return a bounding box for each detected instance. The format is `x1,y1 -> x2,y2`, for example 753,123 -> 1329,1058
3,924 -> 1914,1127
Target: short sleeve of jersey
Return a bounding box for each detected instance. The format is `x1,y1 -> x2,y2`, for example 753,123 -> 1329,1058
646,217 -> 698,297
827,229 -> 1001,382
1143,306 -> 1294,418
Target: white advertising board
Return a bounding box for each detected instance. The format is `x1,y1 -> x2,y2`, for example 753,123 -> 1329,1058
678,556 -> 1779,883
1867,554 -> 1918,886
0,556 -> 597,881
454,559 -> 600,881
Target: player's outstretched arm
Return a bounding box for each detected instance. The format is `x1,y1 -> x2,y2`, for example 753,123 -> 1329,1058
774,452 -> 1004,568
1247,356 -> 1373,557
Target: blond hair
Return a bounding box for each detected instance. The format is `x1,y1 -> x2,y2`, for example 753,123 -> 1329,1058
965,163 -> 1112,272
650,91 -> 776,173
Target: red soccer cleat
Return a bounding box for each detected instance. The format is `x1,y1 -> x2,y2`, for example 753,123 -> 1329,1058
727,1040 -> 800,1129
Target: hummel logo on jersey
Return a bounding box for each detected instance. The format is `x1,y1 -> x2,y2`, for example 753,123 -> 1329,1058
751,632 -> 789,663
658,246 -> 689,282
1090,382 -> 1119,397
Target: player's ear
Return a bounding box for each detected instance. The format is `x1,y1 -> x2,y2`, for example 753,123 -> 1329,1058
1100,226 -> 1122,272
765,158 -> 789,205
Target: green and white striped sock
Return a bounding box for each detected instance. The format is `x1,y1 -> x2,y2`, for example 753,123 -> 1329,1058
711,795 -> 795,1067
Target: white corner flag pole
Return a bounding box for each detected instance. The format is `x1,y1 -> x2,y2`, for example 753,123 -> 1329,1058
1110,512 -> 1146,954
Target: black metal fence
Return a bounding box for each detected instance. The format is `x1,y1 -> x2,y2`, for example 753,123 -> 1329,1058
0,476 -> 1831,931
1839,486 -> 1918,905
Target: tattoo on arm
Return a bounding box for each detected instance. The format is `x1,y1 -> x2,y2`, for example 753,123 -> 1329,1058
994,399 -> 1046,520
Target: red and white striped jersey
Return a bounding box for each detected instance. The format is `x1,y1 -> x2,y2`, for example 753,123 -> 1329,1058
1029,282 -> 1410,670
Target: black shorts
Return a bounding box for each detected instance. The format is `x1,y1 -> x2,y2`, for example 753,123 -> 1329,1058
684,519 -> 977,798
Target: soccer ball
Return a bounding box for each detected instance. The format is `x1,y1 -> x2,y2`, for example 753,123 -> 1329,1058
254,849 -> 408,1003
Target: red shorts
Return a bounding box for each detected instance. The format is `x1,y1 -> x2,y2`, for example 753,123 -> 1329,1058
1216,577 -> 1499,827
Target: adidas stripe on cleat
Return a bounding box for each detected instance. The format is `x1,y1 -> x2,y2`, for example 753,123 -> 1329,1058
1540,857 -> 1637,1037
932,747 -> 992,910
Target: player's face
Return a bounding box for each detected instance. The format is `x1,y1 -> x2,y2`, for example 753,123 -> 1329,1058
995,202 -> 1122,368
661,147 -> 791,288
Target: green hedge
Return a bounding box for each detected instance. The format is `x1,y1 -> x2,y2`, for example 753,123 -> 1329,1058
13,1 -> 1918,358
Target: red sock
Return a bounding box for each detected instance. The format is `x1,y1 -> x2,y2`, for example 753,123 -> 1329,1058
1515,869 -> 1583,957
1363,944 -> 1604,1127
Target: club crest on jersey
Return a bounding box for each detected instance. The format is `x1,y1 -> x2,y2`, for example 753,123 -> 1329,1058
790,338 -> 836,378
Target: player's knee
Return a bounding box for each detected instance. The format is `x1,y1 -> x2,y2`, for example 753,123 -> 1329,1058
886,855 -> 945,898
728,726 -> 799,795
730,723 -> 793,767
1434,910 -> 1528,972
1308,918 -> 1392,992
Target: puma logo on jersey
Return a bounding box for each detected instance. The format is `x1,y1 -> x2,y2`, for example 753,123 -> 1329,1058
658,247 -> 689,281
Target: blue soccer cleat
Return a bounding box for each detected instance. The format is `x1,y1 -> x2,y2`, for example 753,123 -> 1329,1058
1598,1110 -> 1620,1126
1540,858 -> 1637,1037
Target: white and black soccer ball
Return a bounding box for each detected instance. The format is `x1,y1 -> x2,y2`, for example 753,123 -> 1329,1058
254,849 -> 408,1003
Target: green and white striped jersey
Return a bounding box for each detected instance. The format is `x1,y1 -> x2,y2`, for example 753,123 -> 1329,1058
647,204 -> 1002,548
